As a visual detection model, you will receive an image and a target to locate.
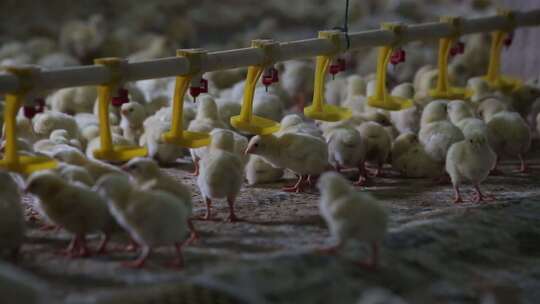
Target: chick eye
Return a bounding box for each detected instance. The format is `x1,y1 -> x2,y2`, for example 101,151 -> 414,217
469,139 -> 474,143
129,108 -> 134,112
254,143 -> 259,148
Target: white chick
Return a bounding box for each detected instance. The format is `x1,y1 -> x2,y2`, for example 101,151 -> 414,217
245,155 -> 284,185
478,98 -> 531,173
356,122 -> 392,178
508,84 -> 540,118
389,83 -> 421,134
446,133 -> 497,203
188,95 -> 228,175
245,132 -> 329,192
215,97 -> 241,129
391,132 -> 418,165
324,127 -> 367,185
33,129 -> 82,155
139,120 -> 184,164
48,86 -> 97,115
252,93 -> 284,123
85,133 -> 132,159
197,130 -> 244,222
94,174 -> 189,268
325,77 -> 347,105
59,14 -> 105,60
25,171 -> 112,257
33,111 -> 80,140
119,102 -> 147,144
53,148 -> 124,180
277,114 -> 323,139
280,60 -> 314,110
447,100 -> 488,138
55,163 -> 94,186
317,172 -> 387,269
467,77 -> 496,104
0,171 -> 25,258
121,157 -> 198,240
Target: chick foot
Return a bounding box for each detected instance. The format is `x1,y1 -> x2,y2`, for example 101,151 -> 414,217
282,175 -> 307,193
96,234 -> 111,255
185,219 -> 200,245
124,239 -> 140,252
452,186 -> 464,204
164,242 -> 185,270
517,155 -> 528,173
472,186 -> 495,203
191,159 -> 200,176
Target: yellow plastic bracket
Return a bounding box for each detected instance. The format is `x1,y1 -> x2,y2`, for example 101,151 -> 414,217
161,49 -> 210,148
483,10 -> 522,93
304,30 -> 352,121
0,66 -> 57,174
367,23 -> 414,111
92,57 -> 147,162
430,17 -> 472,100
231,39 -> 281,135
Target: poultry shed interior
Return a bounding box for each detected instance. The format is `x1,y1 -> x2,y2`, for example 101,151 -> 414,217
1,0 -> 540,303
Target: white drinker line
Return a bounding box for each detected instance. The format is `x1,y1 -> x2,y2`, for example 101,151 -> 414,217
0,9 -> 539,95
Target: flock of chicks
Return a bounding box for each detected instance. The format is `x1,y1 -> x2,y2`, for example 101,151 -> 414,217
1,33 -> 540,270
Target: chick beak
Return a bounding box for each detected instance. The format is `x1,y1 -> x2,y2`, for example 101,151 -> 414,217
120,164 -> 130,171
121,109 -> 129,116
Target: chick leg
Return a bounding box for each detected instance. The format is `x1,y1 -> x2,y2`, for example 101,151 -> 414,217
185,219 -> 200,245
452,185 -> 464,204
77,235 -> 92,257
282,175 -> 306,193
199,197 -> 214,221
122,245 -> 151,268
374,162 -> 384,177
296,92 -> 306,112
354,162 -> 368,187
226,195 -> 239,223
96,233 -> 111,255
472,185 -> 495,203
57,235 -> 80,257
518,154 -> 528,173
191,158 -> 200,176
357,242 -> 379,271
166,242 -> 185,269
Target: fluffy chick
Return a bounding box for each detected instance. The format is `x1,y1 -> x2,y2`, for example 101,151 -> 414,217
356,121 -> 392,178
25,171 -> 112,257
478,98 -> 531,173
447,100 -> 488,138
49,86 -> 97,115
245,155 -> 284,185
95,174 -> 189,268
446,133 -> 497,203
0,171 -> 25,258
197,130 -> 244,222
277,114 -> 323,139
324,127 -> 367,186
188,95 -> 228,175
389,83 -> 421,134
246,132 -> 329,192
317,172 -> 387,269
120,102 -> 147,144
32,111 -> 79,140
53,148 -> 124,180
419,101 -> 464,163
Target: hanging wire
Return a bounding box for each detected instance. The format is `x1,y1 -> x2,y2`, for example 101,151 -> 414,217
333,0 -> 351,50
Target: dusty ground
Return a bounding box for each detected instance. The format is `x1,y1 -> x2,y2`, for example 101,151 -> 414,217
4,145 -> 540,304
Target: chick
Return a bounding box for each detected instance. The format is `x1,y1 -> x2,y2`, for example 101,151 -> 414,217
188,95 -> 229,175
356,122 -> 392,178
55,163 -> 94,186
48,86 -> 97,115
389,83 -> 421,134
25,171 -> 112,257
245,155 -> 284,185
446,133 -> 497,203
32,111 -> 80,140
122,157 -> 198,240
197,130 -> 244,222
246,132 -> 328,192
478,98 -> 531,173
119,102 -> 147,144
277,114 -> 323,139
253,92 -> 284,123
33,129 -> 82,155
53,148 -> 124,180
215,97 -> 241,129
280,60 -> 314,110
0,171 -> 25,258
419,101 -> 464,163
95,174 -> 189,268
447,100 -> 488,138
317,172 -> 387,269
324,127 -> 367,185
